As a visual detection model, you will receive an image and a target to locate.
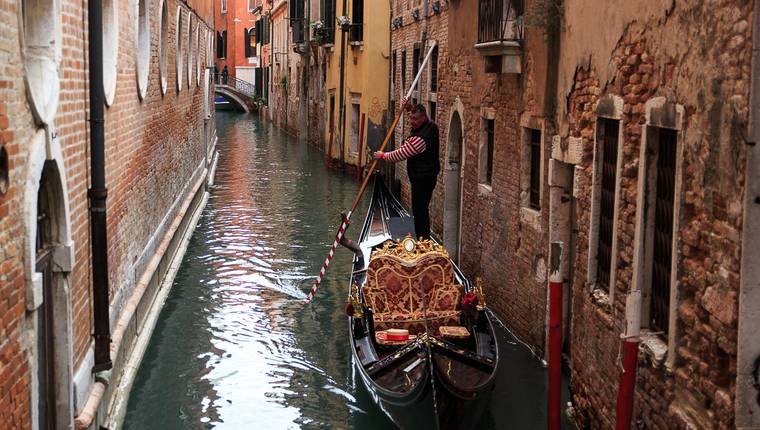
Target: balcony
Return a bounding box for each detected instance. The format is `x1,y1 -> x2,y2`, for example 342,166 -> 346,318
475,0 -> 523,73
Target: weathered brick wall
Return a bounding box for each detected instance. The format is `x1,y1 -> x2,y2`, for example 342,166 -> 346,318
0,0 -> 214,425
561,2 -> 752,428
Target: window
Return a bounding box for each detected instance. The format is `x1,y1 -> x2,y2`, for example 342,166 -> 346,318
430,45 -> 438,93
196,23 -> 201,86
391,50 -> 397,99
412,44 -> 420,103
649,128 -> 677,333
350,100 -> 361,154
187,14 -> 193,87
291,0 -> 305,43
529,129 -> 541,209
349,0 -> 364,42
596,119 -> 620,292
401,50 -> 407,91
320,0 -> 336,44
221,0 -> 227,13
244,28 -> 255,57
248,0 -> 255,11
429,101 -> 436,123
329,93 -> 336,131
136,0 -> 150,99
222,30 -> 227,58
158,0 -> 169,95
102,0 -> 118,105
479,118 -> 495,186
175,7 -> 185,92
477,0 -> 522,43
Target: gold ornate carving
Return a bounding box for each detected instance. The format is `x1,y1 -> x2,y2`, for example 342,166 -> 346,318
474,277 -> 487,310
370,238 -> 449,264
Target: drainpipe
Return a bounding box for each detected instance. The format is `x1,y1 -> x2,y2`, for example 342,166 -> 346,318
88,0 -> 112,374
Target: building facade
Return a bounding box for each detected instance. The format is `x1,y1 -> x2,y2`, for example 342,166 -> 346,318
214,0 -> 260,84
391,0 -> 760,428
0,0 -> 217,427
320,0 -> 390,170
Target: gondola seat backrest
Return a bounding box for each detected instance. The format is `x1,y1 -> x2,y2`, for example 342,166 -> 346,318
363,250 -> 462,334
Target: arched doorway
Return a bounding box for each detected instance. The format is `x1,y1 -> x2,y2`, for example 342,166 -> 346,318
444,111 -> 464,262
26,151 -> 74,429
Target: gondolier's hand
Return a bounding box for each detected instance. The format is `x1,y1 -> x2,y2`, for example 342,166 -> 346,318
400,96 -> 412,112
373,151 -> 385,160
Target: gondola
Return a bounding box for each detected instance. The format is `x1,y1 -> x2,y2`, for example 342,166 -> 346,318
346,174 -> 499,429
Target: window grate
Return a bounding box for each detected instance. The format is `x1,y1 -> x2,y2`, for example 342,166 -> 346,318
430,46 -> 439,93
529,129 -> 541,209
650,128 -> 677,333
486,119 -> 494,185
597,120 -> 619,292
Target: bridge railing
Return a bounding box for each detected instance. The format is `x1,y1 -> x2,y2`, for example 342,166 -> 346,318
215,75 -> 256,99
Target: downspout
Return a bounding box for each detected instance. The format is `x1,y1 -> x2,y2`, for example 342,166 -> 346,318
88,0 -> 112,374
337,0 -> 348,166
74,0 -> 112,427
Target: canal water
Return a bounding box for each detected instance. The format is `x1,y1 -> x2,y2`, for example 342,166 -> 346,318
124,112 -> 564,429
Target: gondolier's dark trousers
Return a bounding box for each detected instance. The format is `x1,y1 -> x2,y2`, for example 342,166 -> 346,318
411,176 -> 437,240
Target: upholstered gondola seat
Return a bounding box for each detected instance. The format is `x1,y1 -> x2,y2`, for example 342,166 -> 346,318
363,247 -> 462,335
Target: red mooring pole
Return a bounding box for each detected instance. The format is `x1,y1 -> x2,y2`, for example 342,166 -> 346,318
615,290 -> 642,430
547,242 -> 563,430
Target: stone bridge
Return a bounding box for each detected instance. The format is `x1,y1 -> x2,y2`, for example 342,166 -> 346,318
215,76 -> 258,113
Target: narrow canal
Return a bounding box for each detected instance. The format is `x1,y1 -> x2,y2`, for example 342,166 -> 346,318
124,112 -> 563,429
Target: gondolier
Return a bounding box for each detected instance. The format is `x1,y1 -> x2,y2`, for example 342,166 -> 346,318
373,98 -> 440,240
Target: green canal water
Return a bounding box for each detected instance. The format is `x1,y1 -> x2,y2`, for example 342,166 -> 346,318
123,112 -> 564,429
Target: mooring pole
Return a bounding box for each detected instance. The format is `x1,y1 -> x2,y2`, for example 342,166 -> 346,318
547,242 -> 563,430
615,290 -> 642,430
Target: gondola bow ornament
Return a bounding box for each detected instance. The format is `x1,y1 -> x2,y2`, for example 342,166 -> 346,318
305,40 -> 439,303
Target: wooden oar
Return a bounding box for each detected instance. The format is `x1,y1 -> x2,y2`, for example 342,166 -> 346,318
305,40 -> 439,303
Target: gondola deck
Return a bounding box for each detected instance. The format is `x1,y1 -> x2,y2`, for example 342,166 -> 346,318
347,175 -> 499,430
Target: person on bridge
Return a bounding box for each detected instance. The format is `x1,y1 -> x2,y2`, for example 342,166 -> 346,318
222,65 -> 229,85
373,98 -> 440,240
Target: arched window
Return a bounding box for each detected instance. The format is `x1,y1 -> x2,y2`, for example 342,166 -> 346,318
196,23 -> 201,86
187,14 -> 193,88
136,0 -> 150,99
158,0 -> 169,95
102,0 -> 119,105
175,6 -> 184,92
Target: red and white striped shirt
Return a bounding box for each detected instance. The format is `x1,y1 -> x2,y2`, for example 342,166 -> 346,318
383,136 -> 426,162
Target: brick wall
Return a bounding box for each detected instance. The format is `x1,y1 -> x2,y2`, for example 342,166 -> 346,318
560,2 -> 752,428
0,0 -> 215,425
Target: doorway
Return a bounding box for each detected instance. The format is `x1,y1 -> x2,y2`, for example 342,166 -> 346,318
444,111 -> 464,262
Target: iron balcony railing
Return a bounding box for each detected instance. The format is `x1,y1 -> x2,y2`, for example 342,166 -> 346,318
216,75 -> 256,98
477,0 -> 523,43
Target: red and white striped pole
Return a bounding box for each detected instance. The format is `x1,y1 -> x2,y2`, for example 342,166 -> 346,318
547,243 -> 563,430
615,290 -> 642,430
306,41 -> 438,304
305,212 -> 351,303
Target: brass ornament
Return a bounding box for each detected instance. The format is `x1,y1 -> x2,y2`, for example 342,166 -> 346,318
371,238 -> 449,264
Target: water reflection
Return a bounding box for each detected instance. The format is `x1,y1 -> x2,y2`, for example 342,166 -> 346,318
124,112 -> 562,430
124,113 -> 394,429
